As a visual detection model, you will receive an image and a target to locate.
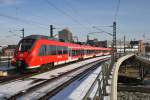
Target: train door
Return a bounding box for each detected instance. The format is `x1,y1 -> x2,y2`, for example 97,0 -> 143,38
39,45 -> 47,65
68,47 -> 72,62
81,49 -> 84,59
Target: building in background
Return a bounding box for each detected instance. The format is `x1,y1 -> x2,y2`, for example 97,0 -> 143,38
130,40 -> 144,53
87,39 -> 108,47
2,45 -> 17,56
145,42 -> 150,54
138,40 -> 145,53
145,43 -> 150,51
0,46 -> 2,55
116,40 -> 145,55
58,28 -> 73,42
87,38 -> 98,46
96,40 -> 108,47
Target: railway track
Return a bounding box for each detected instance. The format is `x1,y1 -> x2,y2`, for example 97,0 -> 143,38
0,57 -> 88,84
11,58 -> 108,100
39,59 -> 104,100
0,57 -> 109,100
0,56 -> 109,84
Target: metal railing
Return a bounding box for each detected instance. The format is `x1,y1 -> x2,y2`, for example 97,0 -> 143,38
83,61 -> 111,100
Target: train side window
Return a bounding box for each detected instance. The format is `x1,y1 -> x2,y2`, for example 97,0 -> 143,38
45,45 -> 48,55
39,45 -> 46,56
72,50 -> 76,56
87,50 -> 89,54
79,50 -> 81,55
84,50 -> 87,54
83,50 -> 85,54
47,45 -> 51,55
78,50 -> 81,55
69,48 -> 72,56
63,46 -> 68,54
76,50 -> 79,55
50,45 -> 57,55
78,50 -> 80,55
99,50 -> 101,53
75,50 -> 77,56
57,46 -> 63,54
75,50 -> 77,55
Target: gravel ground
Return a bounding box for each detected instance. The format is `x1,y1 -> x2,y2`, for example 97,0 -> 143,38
118,91 -> 150,100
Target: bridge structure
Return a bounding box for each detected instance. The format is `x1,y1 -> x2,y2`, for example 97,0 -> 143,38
109,54 -> 150,100
81,54 -> 136,100
111,54 -> 135,100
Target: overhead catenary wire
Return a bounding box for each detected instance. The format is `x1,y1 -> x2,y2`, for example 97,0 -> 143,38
92,0 -> 121,37
114,0 -> 120,21
93,26 -> 113,36
46,0 -> 90,31
63,0 -> 92,26
0,14 -> 48,29
14,6 -> 56,26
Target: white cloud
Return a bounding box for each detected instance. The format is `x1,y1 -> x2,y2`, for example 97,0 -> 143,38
0,0 -> 17,5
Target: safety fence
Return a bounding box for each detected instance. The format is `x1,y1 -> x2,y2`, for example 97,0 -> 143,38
83,61 -> 112,100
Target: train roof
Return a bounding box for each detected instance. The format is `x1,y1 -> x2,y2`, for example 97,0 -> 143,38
24,35 -> 57,41
24,35 -> 111,50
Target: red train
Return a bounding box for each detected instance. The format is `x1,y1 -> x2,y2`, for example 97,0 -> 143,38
11,35 -> 111,72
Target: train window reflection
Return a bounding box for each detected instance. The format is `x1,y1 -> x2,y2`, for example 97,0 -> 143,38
18,39 -> 35,52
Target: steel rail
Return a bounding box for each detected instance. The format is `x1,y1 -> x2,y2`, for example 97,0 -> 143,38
0,56 -> 108,84
38,59 -> 109,100
7,58 -> 109,99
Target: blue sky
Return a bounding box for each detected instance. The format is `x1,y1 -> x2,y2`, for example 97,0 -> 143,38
0,0 -> 150,45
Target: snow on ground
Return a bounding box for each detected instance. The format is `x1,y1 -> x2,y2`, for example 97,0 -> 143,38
50,64 -> 103,100
0,55 -> 110,99
0,79 -> 46,99
18,61 -> 102,99
31,55 -> 110,79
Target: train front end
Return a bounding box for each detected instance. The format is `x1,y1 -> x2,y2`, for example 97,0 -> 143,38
11,38 -> 36,72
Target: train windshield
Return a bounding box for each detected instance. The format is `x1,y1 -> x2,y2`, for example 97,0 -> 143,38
18,39 -> 35,52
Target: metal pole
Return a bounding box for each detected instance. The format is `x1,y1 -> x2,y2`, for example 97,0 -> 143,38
50,25 -> 53,38
87,35 -> 89,43
0,54 -> 2,64
102,64 -> 105,97
113,21 -> 116,62
98,79 -> 102,99
124,35 -> 126,55
119,39 -> 121,57
21,28 -> 24,39
139,63 -> 144,83
109,21 -> 116,74
8,54 -> 10,68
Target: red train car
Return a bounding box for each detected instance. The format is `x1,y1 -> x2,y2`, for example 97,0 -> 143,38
11,35 -> 111,72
